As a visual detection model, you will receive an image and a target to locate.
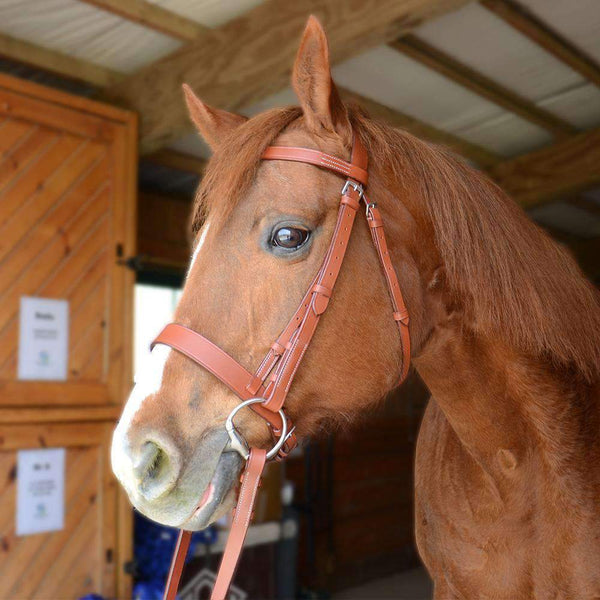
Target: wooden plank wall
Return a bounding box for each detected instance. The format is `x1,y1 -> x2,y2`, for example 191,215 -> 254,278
0,74 -> 137,599
0,421 -> 117,598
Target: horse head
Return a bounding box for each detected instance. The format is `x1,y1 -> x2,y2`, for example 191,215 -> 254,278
111,17 -> 442,529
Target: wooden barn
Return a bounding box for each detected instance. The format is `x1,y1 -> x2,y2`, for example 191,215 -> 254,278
0,1 -> 599,599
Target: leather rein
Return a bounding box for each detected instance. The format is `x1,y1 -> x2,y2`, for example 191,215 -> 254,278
155,134 -> 411,600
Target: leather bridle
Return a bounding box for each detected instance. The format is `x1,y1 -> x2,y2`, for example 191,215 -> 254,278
156,133 -> 410,600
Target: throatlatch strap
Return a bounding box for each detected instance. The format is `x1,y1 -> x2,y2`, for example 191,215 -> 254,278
365,201 -> 411,383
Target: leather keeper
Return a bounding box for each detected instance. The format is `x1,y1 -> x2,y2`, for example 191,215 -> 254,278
271,341 -> 285,355
393,310 -> 410,324
312,283 -> 332,297
341,195 -> 360,211
245,375 -> 263,396
312,292 -> 330,315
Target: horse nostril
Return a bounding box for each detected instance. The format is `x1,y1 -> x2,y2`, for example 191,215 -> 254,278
133,441 -> 179,501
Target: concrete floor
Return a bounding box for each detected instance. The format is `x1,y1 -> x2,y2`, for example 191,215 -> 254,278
332,568 -> 433,600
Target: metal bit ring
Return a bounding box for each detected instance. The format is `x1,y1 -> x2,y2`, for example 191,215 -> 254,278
225,398 -> 289,461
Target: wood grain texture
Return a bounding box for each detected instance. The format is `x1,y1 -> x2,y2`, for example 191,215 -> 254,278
0,74 -> 136,599
481,0 -> 600,88
0,32 -> 122,87
103,0 -> 472,153
0,406 -> 121,423
0,422 -> 118,599
390,34 -> 577,138
488,126 -> 600,207
0,75 -> 136,411
0,72 -> 133,125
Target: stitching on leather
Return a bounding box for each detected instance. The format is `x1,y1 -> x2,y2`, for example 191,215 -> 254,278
285,342 -> 309,394
321,156 -> 351,173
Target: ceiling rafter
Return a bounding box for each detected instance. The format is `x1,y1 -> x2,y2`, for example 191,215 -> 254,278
3,0 -> 597,214
77,0 -> 208,41
83,0 -> 495,165
0,32 -> 123,87
100,0 -> 473,153
0,22 -> 494,170
480,0 -> 600,88
488,126 -> 600,207
390,34 -> 577,139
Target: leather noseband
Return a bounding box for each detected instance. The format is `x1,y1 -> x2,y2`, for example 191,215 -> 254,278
156,133 -> 410,600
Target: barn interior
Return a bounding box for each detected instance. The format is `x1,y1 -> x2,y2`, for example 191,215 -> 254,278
0,0 -> 599,598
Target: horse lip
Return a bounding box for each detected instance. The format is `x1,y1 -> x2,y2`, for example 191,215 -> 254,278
179,450 -> 242,529
183,482 -> 215,523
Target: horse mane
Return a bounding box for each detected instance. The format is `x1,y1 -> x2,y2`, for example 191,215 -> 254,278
191,104 -> 600,382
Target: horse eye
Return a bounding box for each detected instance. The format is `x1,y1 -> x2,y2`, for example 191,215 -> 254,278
271,226 -> 310,250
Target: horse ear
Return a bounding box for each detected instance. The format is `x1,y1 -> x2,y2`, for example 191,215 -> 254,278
182,84 -> 247,148
292,16 -> 351,141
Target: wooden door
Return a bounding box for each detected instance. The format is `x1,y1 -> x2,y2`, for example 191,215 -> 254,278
0,74 -> 137,598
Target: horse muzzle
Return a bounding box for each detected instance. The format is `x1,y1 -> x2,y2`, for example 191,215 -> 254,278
111,425 -> 242,529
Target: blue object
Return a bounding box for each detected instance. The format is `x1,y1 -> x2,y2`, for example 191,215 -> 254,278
133,581 -> 164,600
133,512 -> 217,600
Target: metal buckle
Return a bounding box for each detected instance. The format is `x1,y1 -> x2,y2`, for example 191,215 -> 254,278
365,202 -> 377,219
225,398 -> 290,461
341,180 -> 364,199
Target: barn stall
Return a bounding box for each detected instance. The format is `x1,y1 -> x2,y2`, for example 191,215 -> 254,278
0,0 -> 599,598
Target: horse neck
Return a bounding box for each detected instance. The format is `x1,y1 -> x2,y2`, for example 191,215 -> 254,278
412,313 -> 600,498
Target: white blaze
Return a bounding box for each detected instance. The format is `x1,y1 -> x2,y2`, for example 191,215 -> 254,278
112,222 -> 211,491
111,345 -> 172,491
188,222 -> 211,277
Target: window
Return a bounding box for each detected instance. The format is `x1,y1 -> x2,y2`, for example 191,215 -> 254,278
133,284 -> 182,379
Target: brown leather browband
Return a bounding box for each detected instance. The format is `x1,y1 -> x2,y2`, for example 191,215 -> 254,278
156,134 -> 410,600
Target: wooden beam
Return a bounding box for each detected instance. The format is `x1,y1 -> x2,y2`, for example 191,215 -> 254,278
390,34 -> 577,139
76,0 -> 494,167
0,32 -> 122,87
144,148 -> 206,175
77,0 -> 208,41
488,127 -> 600,207
481,0 -> 600,88
102,0 -> 472,154
0,20 -> 496,174
339,88 -> 501,167
0,406 -> 121,424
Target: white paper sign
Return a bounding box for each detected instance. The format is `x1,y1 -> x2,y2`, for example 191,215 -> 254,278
18,296 -> 69,381
16,448 -> 65,536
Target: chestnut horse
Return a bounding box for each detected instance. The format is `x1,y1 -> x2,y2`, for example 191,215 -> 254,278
112,17 -> 600,599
